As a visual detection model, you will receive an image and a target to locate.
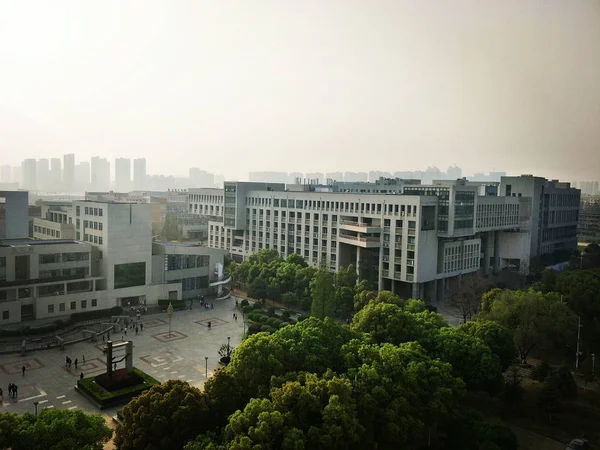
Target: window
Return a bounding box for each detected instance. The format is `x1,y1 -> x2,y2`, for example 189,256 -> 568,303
48,304 -> 54,314
76,206 -> 80,216
81,300 -> 87,309
99,209 -> 103,216
59,303 -> 65,312
84,220 -> 88,228
70,301 -> 76,310
114,262 -> 146,289
2,311 -> 8,320
85,207 -> 89,215
99,237 -> 103,245
91,299 -> 97,307
99,222 -> 103,231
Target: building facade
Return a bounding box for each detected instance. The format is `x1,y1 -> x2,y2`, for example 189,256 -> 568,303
189,176 -> 579,300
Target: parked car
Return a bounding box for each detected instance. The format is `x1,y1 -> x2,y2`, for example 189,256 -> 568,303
567,439 -> 589,450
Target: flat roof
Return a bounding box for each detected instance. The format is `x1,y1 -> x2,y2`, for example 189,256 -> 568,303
0,238 -> 82,247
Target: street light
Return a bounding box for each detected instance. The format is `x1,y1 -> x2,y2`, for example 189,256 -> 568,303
592,353 -> 596,375
33,401 -> 39,416
227,336 -> 231,348
205,356 -> 208,378
167,302 -> 174,338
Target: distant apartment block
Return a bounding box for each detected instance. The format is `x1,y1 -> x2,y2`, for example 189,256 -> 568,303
134,158 -> 146,190
578,198 -> 600,240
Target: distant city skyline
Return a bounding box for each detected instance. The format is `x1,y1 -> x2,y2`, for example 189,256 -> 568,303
1,1 -> 599,182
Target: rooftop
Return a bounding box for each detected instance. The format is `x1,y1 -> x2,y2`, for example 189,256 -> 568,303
0,238 -> 82,248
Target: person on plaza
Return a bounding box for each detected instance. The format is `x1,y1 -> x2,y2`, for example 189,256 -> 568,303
124,328 -> 127,336
65,356 -> 69,367
80,372 -> 84,380
82,355 -> 86,363
13,385 -> 17,397
22,365 -> 25,377
8,383 -> 13,398
135,326 -> 139,335
74,358 -> 78,369
211,302 -> 214,309
140,323 -> 144,332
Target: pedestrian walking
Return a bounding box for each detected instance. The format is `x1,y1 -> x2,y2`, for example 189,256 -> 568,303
140,323 -> 144,331
135,326 -> 139,335
124,328 -> 127,336
8,384 -> 12,398
74,358 -> 78,369
211,303 -> 214,309
22,365 -> 25,377
65,356 -> 69,367
80,372 -> 84,380
13,385 -> 18,397
82,355 -> 86,363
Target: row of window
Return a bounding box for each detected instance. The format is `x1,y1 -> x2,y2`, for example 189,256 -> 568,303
39,252 -> 89,264
165,255 -> 210,271
47,298 -> 98,314
33,225 -> 62,238
80,234 -> 103,245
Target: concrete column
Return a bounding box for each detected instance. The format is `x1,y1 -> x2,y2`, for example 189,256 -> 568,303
126,341 -> 133,373
356,246 -> 361,277
492,231 -> 500,274
429,280 -> 437,303
411,282 -> 421,299
483,232 -> 491,275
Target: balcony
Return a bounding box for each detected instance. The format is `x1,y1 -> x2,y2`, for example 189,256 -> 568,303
406,259 -> 415,266
382,255 -> 390,262
394,271 -> 402,279
407,244 -> 415,251
394,257 -> 402,264
337,234 -> 381,248
382,270 -> 390,278
394,243 -> 402,249
313,221 -> 319,226
406,274 -> 414,282
407,228 -> 416,236
313,245 -> 318,252
383,226 -> 390,233
339,220 -> 382,234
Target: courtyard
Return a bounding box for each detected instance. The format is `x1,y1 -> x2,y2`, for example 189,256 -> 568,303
0,296 -> 244,417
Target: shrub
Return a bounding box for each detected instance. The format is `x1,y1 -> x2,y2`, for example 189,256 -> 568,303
240,299 -> 249,307
266,317 -> 278,326
95,369 -> 144,391
260,325 -> 272,332
247,323 -> 262,335
266,326 -> 277,333
242,305 -> 254,315
272,319 -> 283,328
531,361 -> 552,381
266,307 -> 276,317
288,319 -> 297,325
77,368 -> 159,407
280,311 -> 291,321
297,314 -> 310,322
252,302 -> 264,310
258,315 -> 270,324
278,322 -> 289,329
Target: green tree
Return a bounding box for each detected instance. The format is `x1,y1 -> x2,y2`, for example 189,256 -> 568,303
248,276 -> 268,301
431,327 -> 502,390
0,408 -> 112,450
114,380 -> 208,450
333,286 -> 355,318
450,273 -> 491,323
353,286 -> 377,312
480,289 -> 577,363
342,341 -> 464,448
286,252 -> 308,268
310,270 -> 336,320
213,374 -> 363,450
335,264 -> 357,288
459,320 -> 516,370
281,291 -> 299,308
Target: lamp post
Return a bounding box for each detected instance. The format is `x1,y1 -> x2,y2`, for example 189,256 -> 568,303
167,302 -> 174,338
227,336 -> 231,348
205,356 -> 208,378
33,401 -> 39,416
592,353 -> 596,376
242,312 -> 246,335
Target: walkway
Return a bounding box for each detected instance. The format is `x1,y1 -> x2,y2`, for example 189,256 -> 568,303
0,296 -> 245,418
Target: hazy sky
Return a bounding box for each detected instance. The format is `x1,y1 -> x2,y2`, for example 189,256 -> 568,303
1,0 -> 599,181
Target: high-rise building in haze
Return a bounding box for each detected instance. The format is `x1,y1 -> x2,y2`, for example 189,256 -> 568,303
115,158 -> 131,192
447,165 -> 462,180
50,158 -> 62,188
133,158 -> 146,190
63,153 -> 75,192
21,158 -> 37,191
76,162 -> 90,191
189,168 -> 215,187
91,157 -> 111,191
1,165 -> 12,183
36,158 -> 50,191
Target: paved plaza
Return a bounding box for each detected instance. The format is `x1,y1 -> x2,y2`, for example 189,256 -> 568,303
0,296 -> 245,417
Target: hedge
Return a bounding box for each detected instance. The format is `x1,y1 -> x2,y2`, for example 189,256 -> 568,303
240,299 -> 249,307
77,367 -> 160,408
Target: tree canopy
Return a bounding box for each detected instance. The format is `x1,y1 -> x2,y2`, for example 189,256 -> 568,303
0,408 -> 112,450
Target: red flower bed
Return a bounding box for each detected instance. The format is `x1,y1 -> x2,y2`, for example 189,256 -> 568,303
94,368 -> 144,391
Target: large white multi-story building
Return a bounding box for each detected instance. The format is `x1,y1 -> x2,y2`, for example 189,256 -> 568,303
188,175 -> 580,301
1,191 -> 227,325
